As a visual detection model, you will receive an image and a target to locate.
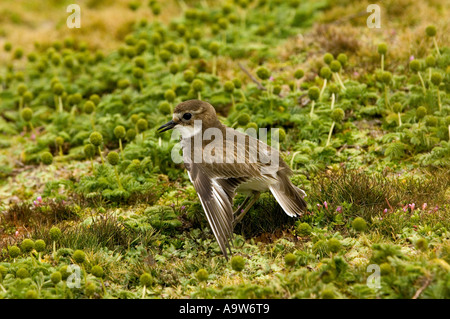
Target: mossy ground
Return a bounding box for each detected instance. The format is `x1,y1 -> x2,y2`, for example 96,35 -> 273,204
0,0 -> 450,299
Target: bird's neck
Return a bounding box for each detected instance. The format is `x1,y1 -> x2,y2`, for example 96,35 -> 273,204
180,118 -> 225,140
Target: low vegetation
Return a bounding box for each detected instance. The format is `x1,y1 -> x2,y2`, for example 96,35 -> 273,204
0,0 -> 449,299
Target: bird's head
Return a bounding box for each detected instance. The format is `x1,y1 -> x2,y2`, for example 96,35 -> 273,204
157,100 -> 219,138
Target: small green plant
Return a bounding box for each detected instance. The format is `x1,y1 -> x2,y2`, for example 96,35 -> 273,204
330,60 -> 345,90
425,25 -> 440,56
323,53 -> 334,65
89,131 -> 105,164
107,151 -> 123,189
126,128 -> 136,142
132,67 -> 145,90
237,113 -> 250,127
73,249 -> 87,285
41,152 -> 53,165
409,59 -> 426,93
233,78 -> 247,102
191,79 -> 204,100
224,81 -> 236,109
329,83 -> 339,110
34,239 -> 46,262
319,66 -> 332,101
55,137 -> 64,157
415,238 -> 428,251
84,144 -> 96,172
114,126 -> 126,159
295,222 -> 312,236
377,43 -> 387,72
393,102 -> 403,127
73,249 -> 85,263
23,91 -> 33,108
256,67 -> 271,94
425,55 -> 436,82
16,268 -> 30,279
209,41 -> 220,76
183,69 -> 195,83
196,268 -> 209,282
164,89 -> 176,104
231,255 -> 246,272
327,238 -> 341,254
8,245 -> 21,261
51,271 -> 62,285
284,253 -> 297,268
321,289 -> 336,299
140,272 -> 153,299
326,108 -> 344,146
294,69 -> 304,92
85,281 -> 97,298
52,83 -> 64,113
20,107 -> 35,136
84,101 -> 96,130
308,86 -> 320,116
416,106 -> 427,120
352,217 -> 367,232
91,265 -> 106,294
337,53 -> 347,68
136,118 -> 148,139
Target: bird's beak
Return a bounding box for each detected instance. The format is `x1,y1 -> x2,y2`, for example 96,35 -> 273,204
157,120 -> 176,133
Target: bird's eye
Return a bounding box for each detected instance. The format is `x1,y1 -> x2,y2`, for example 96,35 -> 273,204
182,113 -> 192,120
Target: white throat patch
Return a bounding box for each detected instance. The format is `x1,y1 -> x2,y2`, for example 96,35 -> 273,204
175,123 -> 202,139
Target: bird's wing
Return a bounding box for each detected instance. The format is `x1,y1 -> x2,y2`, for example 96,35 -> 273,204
186,162 -> 234,258
214,177 -> 248,202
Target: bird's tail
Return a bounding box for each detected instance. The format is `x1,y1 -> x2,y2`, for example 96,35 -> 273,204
269,177 -> 307,217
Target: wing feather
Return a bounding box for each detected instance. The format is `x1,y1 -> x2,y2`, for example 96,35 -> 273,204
187,164 -> 234,258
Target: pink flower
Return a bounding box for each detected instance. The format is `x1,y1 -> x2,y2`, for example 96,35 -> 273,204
181,205 -> 186,210
409,203 -> 415,211
316,203 -> 322,209
31,134 -> 36,141
15,230 -> 19,237
353,71 -> 359,77
336,206 -> 342,213
403,205 -> 408,212
422,203 -> 427,210
33,196 -> 43,206
269,76 -> 274,82
383,208 -> 388,214
409,55 -> 415,61
323,201 -> 328,209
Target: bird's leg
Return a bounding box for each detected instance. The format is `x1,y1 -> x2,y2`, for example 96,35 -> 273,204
233,195 -> 251,217
233,192 -> 260,227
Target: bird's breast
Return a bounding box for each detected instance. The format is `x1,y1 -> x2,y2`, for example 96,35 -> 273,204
234,176 -> 274,194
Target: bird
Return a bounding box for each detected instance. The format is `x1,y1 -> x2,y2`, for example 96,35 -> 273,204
157,100 -> 307,258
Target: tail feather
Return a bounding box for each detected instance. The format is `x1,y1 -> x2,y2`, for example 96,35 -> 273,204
269,180 -> 307,217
